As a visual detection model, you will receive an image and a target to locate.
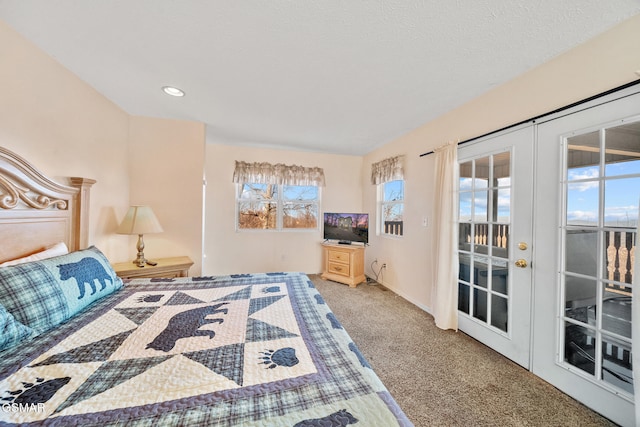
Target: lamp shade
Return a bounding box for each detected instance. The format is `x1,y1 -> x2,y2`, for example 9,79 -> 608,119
116,206 -> 163,235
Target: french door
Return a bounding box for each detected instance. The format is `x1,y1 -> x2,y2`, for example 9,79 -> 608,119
456,86 -> 639,426
457,126 -> 534,369
533,90 -> 640,427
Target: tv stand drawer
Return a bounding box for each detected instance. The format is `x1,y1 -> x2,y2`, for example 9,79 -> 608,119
328,261 -> 350,277
328,250 -> 350,263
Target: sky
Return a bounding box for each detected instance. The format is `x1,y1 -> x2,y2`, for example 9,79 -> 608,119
567,160 -> 640,227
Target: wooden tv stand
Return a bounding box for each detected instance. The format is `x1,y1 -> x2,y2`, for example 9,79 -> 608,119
321,243 -> 365,287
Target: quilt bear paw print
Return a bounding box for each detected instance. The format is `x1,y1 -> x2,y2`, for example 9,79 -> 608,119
1,377 -> 70,405
259,347 -> 299,369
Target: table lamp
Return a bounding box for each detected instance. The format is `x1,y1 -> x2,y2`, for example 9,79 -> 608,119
117,205 -> 163,267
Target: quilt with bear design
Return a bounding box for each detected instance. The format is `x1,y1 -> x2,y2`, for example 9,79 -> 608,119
0,272 -> 412,426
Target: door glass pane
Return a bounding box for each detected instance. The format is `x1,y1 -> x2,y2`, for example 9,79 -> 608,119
474,191 -> 488,222
602,284 -> 632,338
474,224 -> 489,255
604,122 -> 640,177
492,259 -> 508,295
567,131 -> 600,180
495,188 -> 510,223
459,192 -> 472,221
473,288 -> 487,322
567,182 -> 599,226
604,230 -> 636,284
460,161 -> 473,183
459,254 -> 471,282
601,335 -> 633,393
475,157 -> 490,188
565,230 -> 597,276
458,283 -> 470,314
564,275 -> 596,324
604,178 -> 640,227
459,223 -> 471,251
565,323 -> 596,375
491,295 -> 508,332
474,256 -> 489,288
492,224 -> 509,259
493,152 -> 510,186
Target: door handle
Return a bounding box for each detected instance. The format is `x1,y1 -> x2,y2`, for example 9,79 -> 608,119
515,259 -> 528,268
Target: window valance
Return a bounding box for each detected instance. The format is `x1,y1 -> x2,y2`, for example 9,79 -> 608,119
232,161 -> 326,187
371,155 -> 405,185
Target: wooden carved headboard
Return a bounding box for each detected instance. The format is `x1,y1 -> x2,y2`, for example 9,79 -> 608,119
0,146 -> 95,263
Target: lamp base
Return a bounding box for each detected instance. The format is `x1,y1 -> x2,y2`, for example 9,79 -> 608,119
132,234 -> 157,267
132,259 -> 158,267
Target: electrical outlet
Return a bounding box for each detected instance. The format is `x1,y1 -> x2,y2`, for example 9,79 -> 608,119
382,263 -> 387,269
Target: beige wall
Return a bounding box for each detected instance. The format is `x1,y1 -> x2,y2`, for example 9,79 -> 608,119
126,116 -> 206,274
363,14 -> 640,312
0,19 -> 130,259
203,141 -> 363,275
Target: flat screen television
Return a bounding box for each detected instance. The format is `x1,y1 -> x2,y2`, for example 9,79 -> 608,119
323,212 -> 369,245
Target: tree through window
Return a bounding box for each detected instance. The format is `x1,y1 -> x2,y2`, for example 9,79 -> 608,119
237,183 -> 319,230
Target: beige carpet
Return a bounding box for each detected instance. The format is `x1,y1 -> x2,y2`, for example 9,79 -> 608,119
309,274 -> 617,427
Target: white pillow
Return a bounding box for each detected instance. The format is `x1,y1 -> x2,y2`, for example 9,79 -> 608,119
0,242 -> 69,267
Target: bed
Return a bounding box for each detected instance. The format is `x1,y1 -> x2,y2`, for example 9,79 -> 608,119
0,146 -> 412,426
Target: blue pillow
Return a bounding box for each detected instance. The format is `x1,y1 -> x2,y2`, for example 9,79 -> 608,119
0,246 -> 123,333
0,303 -> 34,351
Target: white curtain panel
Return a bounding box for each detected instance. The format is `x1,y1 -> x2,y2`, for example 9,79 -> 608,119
431,141 -> 459,330
633,197 -> 639,425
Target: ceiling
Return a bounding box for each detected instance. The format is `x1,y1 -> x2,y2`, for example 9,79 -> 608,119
1,1 -> 638,156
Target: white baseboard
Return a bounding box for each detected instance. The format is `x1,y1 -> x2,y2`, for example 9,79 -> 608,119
376,279 -> 433,315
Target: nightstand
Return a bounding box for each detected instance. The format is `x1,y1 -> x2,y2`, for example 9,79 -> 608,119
320,243 -> 365,287
112,256 -> 194,279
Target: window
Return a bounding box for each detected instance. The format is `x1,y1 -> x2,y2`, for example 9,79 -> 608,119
233,161 -> 325,231
237,183 -> 319,230
371,155 -> 405,237
380,179 -> 404,236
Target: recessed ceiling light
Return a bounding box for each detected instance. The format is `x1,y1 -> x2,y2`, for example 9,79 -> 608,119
162,86 -> 185,97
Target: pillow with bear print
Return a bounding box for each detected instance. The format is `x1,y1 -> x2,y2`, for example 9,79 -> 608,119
0,246 -> 123,333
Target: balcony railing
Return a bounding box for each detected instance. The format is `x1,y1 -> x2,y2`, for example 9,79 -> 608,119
460,225 -> 636,295
384,221 -> 403,236
605,230 -> 636,296
459,223 -> 509,251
